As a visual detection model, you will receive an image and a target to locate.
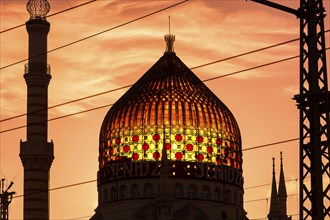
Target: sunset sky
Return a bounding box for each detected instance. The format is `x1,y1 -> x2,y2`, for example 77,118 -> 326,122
0,0 -> 329,219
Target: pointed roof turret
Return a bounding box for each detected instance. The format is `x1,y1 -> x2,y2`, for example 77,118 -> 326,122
278,152 -> 288,217
268,158 -> 281,220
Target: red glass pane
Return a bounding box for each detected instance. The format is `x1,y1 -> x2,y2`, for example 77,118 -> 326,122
207,146 -> 213,153
153,152 -> 160,160
196,136 -> 204,143
196,153 -> 204,161
132,135 -> 139,142
115,138 -> 121,144
142,143 -> 150,150
153,134 -> 160,142
115,155 -> 121,160
175,134 -> 183,141
166,143 -> 171,150
132,153 -> 139,160
123,145 -> 130,152
110,148 -> 114,154
175,152 -> 183,160
216,156 -> 222,164
216,139 -> 222,146
186,144 -> 193,151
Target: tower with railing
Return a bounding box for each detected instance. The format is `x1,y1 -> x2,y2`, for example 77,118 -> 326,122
19,0 -> 54,219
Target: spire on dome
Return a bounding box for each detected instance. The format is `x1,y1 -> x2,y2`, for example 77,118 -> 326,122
164,16 -> 175,54
278,152 -> 288,217
26,0 -> 50,20
268,158 -> 281,219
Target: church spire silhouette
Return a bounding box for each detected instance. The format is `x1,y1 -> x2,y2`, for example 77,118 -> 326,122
278,152 -> 288,217
268,153 -> 292,220
268,158 -> 281,219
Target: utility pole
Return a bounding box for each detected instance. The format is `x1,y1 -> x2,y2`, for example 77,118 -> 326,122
0,179 -> 15,220
248,0 -> 329,219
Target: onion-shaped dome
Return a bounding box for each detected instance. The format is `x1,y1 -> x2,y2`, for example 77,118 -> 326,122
98,35 -> 242,186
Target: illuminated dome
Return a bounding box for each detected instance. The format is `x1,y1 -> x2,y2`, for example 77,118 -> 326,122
98,35 -> 242,187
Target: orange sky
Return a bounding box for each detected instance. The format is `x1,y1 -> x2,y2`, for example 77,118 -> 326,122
0,0 -> 329,219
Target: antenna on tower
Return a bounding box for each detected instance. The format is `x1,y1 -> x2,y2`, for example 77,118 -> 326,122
164,16 -> 175,54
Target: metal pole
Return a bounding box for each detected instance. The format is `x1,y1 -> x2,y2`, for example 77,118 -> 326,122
248,0 -> 329,219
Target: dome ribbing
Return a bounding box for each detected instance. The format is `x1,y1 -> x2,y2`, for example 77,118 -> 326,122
99,46 -> 242,184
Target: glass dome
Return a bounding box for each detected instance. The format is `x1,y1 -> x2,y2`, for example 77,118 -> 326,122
99,36 -> 242,184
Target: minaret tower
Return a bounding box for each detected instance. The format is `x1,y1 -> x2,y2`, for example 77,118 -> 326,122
278,152 -> 287,217
19,0 -> 54,219
268,158 -> 281,220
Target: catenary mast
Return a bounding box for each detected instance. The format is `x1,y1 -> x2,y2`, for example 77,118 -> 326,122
249,0 -> 329,219
19,0 -> 54,219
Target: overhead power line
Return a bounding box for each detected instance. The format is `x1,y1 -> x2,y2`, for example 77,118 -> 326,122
1,38 -> 322,124
1,29 -> 329,123
1,0 -> 328,72
0,47 -> 330,132
244,178 -> 298,190
66,195 -> 299,220
0,0 -> 99,34
0,54 -> 300,132
11,153 -> 301,200
1,46 -> 329,133
243,137 -> 300,152
0,0 -> 190,71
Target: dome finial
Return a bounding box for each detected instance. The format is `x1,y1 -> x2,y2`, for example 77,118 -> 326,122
164,16 -> 175,54
27,0 -> 50,20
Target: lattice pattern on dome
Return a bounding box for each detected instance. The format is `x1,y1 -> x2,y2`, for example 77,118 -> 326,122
99,52 -> 242,174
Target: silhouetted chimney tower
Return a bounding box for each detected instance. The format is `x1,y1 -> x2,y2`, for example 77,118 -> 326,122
19,0 -> 54,219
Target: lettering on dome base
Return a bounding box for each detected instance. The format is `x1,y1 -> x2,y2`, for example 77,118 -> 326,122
98,160 -> 243,187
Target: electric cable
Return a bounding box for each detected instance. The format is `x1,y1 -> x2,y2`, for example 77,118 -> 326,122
2,48 -> 324,204
1,31 -> 329,123
2,47 -> 330,133
244,178 -> 298,190
244,193 -> 298,204
0,58 -> 291,132
12,165 -> 300,199
243,137 -> 300,152
1,45 -> 311,203
2,2 -> 329,218
1,4 -> 328,72
53,193 -> 300,220
0,0 -> 190,71
0,0 -> 98,34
